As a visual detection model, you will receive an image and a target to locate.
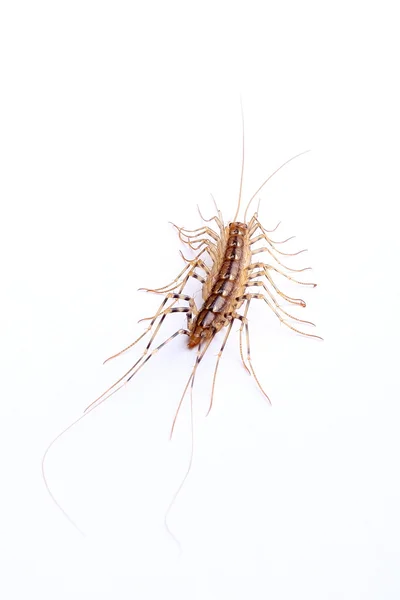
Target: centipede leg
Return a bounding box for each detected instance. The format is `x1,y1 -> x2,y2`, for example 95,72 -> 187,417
268,235 -> 296,245
237,293 -> 323,340
248,275 -> 307,308
250,217 -> 308,257
139,306 -> 193,325
104,278 -> 197,364
170,337 -> 214,437
135,293 -> 199,363
85,327 -> 190,413
248,218 -> 281,237
246,278 -> 316,327
141,246 -> 210,294
185,242 -> 217,263
250,233 -> 307,257
248,263 -> 317,287
164,336 -> 216,546
176,226 -> 217,248
92,294 -> 197,410
239,321 -> 251,376
197,204 -> 225,237
141,253 -> 205,293
251,246 -> 311,273
235,304 -> 271,404
192,259 -> 210,276
103,294 -> 175,364
143,266 -> 206,295
170,223 -> 219,243
206,319 -> 235,416
178,251 -> 211,276
185,238 -> 217,253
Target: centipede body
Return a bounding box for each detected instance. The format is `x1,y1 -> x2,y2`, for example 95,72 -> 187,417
81,151 -> 321,432
42,118 -> 321,536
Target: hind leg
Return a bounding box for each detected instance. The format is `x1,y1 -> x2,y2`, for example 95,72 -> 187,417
235,303 -> 271,404
85,327 -> 191,413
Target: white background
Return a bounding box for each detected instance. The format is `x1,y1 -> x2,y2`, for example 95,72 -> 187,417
1,1 -> 399,599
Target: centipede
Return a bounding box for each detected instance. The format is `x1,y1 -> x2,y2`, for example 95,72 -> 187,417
42,115 -> 321,536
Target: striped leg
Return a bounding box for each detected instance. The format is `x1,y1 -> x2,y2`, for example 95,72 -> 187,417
170,222 -> 219,242
85,328 -> 190,413
246,279 -> 317,328
140,248 -> 208,293
139,293 -> 197,327
235,302 -> 271,404
251,246 -> 311,273
248,275 -> 307,308
170,336 -> 214,438
249,217 -> 307,257
206,319 -> 235,416
248,262 -> 316,287
237,293 -> 323,340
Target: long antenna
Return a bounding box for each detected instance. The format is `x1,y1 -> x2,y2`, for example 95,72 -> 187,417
42,411 -> 90,536
233,100 -> 245,222
243,149 -> 310,223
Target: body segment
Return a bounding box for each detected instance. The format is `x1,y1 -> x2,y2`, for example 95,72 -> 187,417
188,222 -> 251,347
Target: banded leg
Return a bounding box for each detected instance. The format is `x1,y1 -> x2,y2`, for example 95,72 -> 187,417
175,226 -> 218,250
237,293 -> 323,340
141,252 -> 208,294
239,318 -> 251,376
184,238 -> 217,253
235,304 -> 271,404
170,336 -> 214,438
136,294 -> 197,359
250,233 -> 305,257
170,222 -> 219,243
143,263 -> 206,296
139,306 -> 192,326
174,234 -> 217,262
105,268 -> 200,365
85,328 -> 190,413
197,204 -> 225,238
249,262 -> 316,287
165,336 -> 215,545
128,290 -> 198,366
139,293 -> 197,321
88,276 -> 200,413
249,217 -> 281,237
141,259 -> 197,294
246,277 -> 317,328
189,241 -> 218,263
179,253 -> 211,276
250,230 -> 297,245
248,263 -> 317,318
206,319 -> 235,416
103,293 -> 176,364
250,217 -> 307,257
268,235 -> 296,245
251,246 -> 311,273
248,275 -> 307,308
133,301 -> 193,377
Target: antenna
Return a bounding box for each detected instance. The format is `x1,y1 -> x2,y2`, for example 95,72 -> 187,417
243,150 -> 310,223
233,100 -> 245,222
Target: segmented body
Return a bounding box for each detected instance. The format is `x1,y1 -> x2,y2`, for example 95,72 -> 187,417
188,222 -> 250,348
42,129 -> 322,537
